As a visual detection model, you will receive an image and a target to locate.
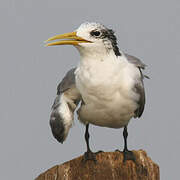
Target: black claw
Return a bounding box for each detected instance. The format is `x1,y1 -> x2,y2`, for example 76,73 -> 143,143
123,150 -> 136,163
95,150 -> 104,154
115,149 -> 121,152
82,151 -> 97,163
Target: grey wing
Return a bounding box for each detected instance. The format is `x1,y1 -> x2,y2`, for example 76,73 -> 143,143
57,67 -> 76,94
50,68 -> 81,143
125,54 -> 146,118
125,53 -> 146,69
133,68 -> 146,118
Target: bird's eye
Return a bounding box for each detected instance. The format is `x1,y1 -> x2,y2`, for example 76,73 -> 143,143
90,31 -> 101,37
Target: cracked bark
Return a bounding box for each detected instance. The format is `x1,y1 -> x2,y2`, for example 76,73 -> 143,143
35,150 -> 159,180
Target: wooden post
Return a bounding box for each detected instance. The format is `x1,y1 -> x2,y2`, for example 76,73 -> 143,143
35,150 -> 159,180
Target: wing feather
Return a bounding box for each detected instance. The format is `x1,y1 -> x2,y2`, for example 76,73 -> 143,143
50,68 -> 81,143
125,53 -> 146,69
133,68 -> 146,118
125,54 -> 146,118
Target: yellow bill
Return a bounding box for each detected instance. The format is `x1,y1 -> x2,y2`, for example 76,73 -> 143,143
45,32 -> 91,46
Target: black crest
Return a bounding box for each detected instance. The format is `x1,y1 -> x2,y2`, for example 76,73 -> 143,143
101,29 -> 121,56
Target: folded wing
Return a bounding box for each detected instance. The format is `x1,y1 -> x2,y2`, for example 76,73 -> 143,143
49,68 -> 81,143
125,54 -> 147,118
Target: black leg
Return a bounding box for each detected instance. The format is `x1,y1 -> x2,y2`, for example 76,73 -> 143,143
85,124 -> 90,152
123,126 -> 136,163
123,126 -> 128,152
82,124 -> 96,163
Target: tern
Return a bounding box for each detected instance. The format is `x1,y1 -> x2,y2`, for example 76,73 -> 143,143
45,22 -> 147,162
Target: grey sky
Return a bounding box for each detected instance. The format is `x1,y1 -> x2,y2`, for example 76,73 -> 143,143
0,0 -> 179,179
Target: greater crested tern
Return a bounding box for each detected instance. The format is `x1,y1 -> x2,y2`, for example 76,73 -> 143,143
45,22 -> 147,162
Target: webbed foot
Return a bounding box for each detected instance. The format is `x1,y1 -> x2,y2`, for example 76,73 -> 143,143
82,150 -> 97,163
123,149 -> 136,163
95,150 -> 104,154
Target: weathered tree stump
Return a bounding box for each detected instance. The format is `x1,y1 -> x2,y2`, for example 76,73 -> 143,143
35,150 -> 159,180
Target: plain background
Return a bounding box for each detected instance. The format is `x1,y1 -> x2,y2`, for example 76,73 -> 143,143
1,0 -> 179,179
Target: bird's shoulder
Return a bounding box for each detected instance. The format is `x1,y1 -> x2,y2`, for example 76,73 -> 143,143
125,53 -> 146,70
57,67 -> 76,95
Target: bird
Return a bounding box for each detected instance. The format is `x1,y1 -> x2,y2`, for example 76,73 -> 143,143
45,22 -> 148,163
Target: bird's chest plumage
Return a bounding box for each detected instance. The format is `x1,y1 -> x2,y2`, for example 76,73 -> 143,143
76,59 -> 121,101
75,57 -> 138,128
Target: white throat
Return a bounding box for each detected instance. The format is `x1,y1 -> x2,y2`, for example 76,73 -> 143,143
76,44 -> 118,62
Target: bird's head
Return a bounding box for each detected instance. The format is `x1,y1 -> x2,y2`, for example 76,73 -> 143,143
45,22 -> 121,57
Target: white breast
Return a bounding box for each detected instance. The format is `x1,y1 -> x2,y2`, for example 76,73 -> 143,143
75,55 -> 140,128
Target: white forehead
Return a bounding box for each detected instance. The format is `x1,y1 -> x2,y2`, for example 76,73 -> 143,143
76,22 -> 106,36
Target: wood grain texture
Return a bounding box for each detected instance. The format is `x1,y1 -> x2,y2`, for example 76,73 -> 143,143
35,150 -> 159,180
